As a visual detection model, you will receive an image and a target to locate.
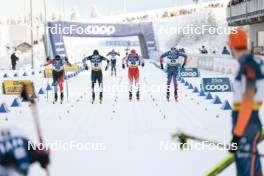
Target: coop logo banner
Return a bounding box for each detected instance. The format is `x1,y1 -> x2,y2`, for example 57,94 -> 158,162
49,24 -> 116,36
202,78 -> 232,92
180,68 -> 200,77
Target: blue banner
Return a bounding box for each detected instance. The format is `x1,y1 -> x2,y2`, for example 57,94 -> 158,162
180,68 -> 200,77
202,78 -> 232,92
47,21 -> 157,59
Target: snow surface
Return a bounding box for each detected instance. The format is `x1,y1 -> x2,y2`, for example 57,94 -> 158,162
1,54 -> 264,176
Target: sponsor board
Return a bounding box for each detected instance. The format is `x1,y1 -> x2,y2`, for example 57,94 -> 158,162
44,64 -> 79,78
202,78 -> 232,92
180,68 -> 200,77
64,64 -> 79,72
2,80 -> 32,95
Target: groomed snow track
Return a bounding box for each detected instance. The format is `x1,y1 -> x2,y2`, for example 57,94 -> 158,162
1,58 -> 264,176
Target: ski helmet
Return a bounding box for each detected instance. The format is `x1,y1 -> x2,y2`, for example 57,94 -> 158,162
171,47 -> 177,51
130,49 -> 136,54
93,50 -> 99,55
54,55 -> 61,60
228,28 -> 248,49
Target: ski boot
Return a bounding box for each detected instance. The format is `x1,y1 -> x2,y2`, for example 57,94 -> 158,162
60,92 -> 64,104
53,93 -> 58,104
166,92 -> 170,102
99,92 -> 103,104
92,92 -> 95,104
129,91 -> 132,101
136,91 -> 140,101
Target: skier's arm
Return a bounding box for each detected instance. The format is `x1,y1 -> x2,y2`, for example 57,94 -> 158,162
139,56 -> 145,67
82,56 -> 89,70
179,53 -> 188,68
44,60 -> 53,66
122,55 -> 128,69
233,64 -> 256,137
64,57 -> 72,67
102,56 -> 110,70
160,53 -> 167,69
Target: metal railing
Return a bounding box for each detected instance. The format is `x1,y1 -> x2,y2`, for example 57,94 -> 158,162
227,0 -> 264,23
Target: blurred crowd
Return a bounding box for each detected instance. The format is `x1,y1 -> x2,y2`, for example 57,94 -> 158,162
122,2 -> 224,23
228,0 -> 247,6
198,45 -> 230,55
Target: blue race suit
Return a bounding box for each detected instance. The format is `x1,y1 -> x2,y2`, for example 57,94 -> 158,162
232,54 -> 264,176
0,129 -> 31,175
107,51 -> 120,76
160,50 -> 187,99
83,55 -> 109,98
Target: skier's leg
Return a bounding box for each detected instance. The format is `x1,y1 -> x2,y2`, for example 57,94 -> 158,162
91,71 -> 96,102
235,131 -> 262,176
53,82 -> 58,103
166,69 -> 173,100
98,71 -> 103,102
233,112 -> 263,176
135,68 -> 140,100
114,64 -> 117,76
58,76 -> 64,103
52,71 -> 58,103
111,63 -> 114,76
128,68 -> 133,100
173,70 -> 178,101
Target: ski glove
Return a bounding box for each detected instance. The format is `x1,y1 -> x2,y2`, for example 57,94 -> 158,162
229,135 -> 240,153
85,65 -> 89,70
122,64 -> 125,69
29,146 -> 50,169
161,64 -> 164,70
105,66 -> 108,71
37,149 -> 50,169
182,63 -> 186,69
142,63 -> 145,67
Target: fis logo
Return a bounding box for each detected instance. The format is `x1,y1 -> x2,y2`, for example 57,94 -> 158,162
202,78 -> 232,92
85,25 -> 116,36
180,68 -> 199,77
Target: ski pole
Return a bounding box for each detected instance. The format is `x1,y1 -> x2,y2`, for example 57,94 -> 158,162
21,82 -> 50,176
46,77 -> 49,102
171,130 -> 264,157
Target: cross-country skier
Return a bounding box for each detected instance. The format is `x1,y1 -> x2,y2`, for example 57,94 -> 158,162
107,49 -> 120,77
228,28 -> 264,176
83,50 -> 109,104
44,55 -> 72,104
0,128 -> 50,176
160,47 -> 187,101
122,49 -> 144,101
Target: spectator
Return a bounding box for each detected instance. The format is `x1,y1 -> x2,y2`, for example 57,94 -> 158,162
222,46 -> 230,55
10,49 -> 19,70
199,46 -> 208,54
